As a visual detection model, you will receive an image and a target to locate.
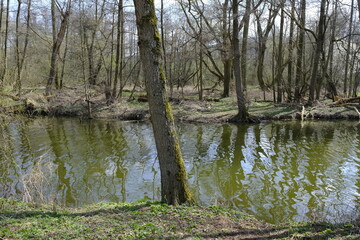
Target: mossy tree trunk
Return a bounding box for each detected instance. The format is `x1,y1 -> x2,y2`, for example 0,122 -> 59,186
133,0 -> 193,205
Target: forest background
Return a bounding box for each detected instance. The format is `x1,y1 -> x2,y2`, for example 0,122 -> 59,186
0,0 -> 360,121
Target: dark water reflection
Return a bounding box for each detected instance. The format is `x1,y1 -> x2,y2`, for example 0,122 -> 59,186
1,117 -> 360,223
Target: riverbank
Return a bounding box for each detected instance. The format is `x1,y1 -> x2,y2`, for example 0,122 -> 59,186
0,198 -> 359,239
1,87 -> 360,123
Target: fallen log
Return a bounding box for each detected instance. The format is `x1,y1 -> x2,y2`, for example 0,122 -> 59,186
332,96 -> 360,105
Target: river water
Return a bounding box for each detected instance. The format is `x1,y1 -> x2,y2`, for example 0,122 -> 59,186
1,117 -> 360,223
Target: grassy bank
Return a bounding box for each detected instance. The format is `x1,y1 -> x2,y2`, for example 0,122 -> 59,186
0,198 -> 359,239
1,87 -> 360,123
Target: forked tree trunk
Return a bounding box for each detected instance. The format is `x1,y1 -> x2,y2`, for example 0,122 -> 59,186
134,0 -> 193,205
46,0 -> 71,95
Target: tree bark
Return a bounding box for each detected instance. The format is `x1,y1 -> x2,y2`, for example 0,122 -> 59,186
134,0 -> 193,205
232,0 -> 248,122
344,0 -> 354,96
0,0 -> 9,91
15,0 -> 31,97
221,0 -> 231,98
275,3 -> 285,103
255,4 -> 279,91
240,0 -> 251,93
308,0 -> 326,102
287,0 -> 295,101
46,0 -> 71,96
294,0 -> 306,102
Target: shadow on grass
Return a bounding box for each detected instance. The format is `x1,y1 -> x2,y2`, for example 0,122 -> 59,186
1,201 -> 359,239
180,222 -> 360,239
0,202 -> 154,220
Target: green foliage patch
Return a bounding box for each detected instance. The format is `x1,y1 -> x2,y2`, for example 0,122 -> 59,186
1,198 -> 359,239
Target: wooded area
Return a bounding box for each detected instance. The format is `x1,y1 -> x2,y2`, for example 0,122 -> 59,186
0,0 -> 359,109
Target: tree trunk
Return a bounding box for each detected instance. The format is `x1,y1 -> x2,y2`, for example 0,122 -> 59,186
287,0 -> 295,101
221,0 -> 231,98
46,0 -> 71,95
240,0 -> 251,93
308,0 -> 326,102
60,24 -> 69,89
198,15 -> 203,101
0,0 -> 9,91
255,4 -> 279,91
134,0 -> 193,205
232,0 -> 248,122
15,0 -> 31,97
113,0 -> 121,98
294,0 -> 306,102
326,0 -> 338,100
344,0 -> 354,96
275,3 -> 285,103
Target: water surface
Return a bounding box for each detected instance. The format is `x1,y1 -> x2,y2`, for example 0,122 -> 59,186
1,117 -> 360,223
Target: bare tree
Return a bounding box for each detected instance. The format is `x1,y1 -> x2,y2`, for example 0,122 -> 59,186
46,0 -> 71,96
15,0 -> 32,97
254,1 -> 279,91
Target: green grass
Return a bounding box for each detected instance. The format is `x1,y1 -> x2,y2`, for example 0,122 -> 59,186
1,198 -> 359,239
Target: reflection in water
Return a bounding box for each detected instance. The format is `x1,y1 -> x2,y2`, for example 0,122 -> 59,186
1,117 -> 360,224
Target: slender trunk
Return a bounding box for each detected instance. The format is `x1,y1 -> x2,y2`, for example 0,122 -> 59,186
46,0 -> 71,95
295,0 -> 306,102
232,0 -> 248,122
106,4 -> 115,101
349,49 -> 357,96
221,0 -> 231,98
60,25 -> 69,89
198,16 -> 203,100
272,27 -> 276,102
0,0 -> 9,91
134,0 -> 193,205
309,0 -> 326,102
160,0 -> 168,91
344,0 -> 354,96
15,0 -> 22,96
326,0 -> 338,100
113,0 -> 122,99
255,6 -> 279,91
276,4 -> 284,103
15,0 -> 32,96
240,0 -> 251,93
287,0 -> 295,102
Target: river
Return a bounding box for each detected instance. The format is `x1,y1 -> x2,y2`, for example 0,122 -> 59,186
1,116 -> 360,223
